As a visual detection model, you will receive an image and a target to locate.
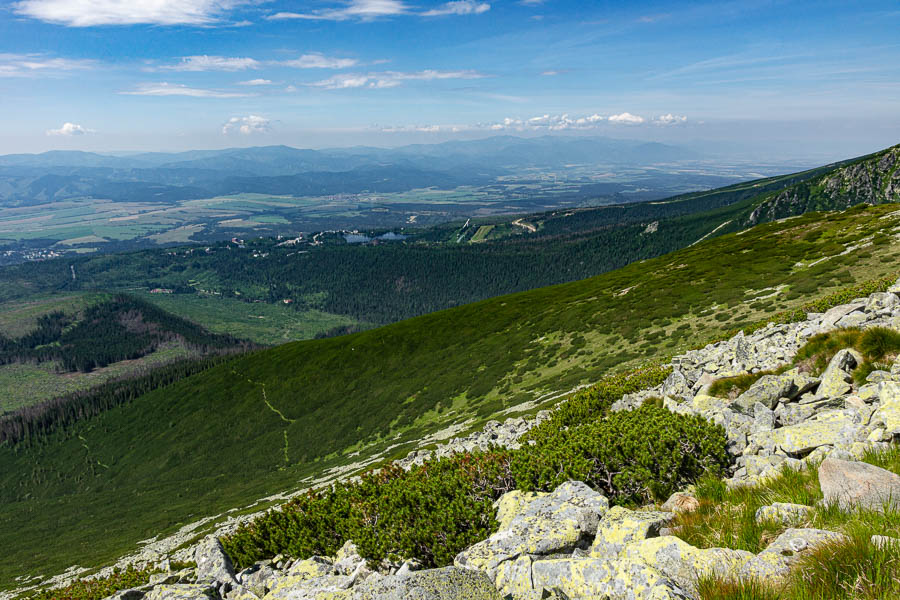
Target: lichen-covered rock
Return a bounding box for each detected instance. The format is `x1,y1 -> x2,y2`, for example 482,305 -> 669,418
754,502 -> 813,526
816,349 -> 863,399
239,564 -> 279,597
195,537 -> 238,587
819,457 -> 900,512
871,382 -> 900,436
623,536 -> 753,595
454,482 -> 608,578
771,410 -> 861,456
493,490 -> 546,532
529,557 -> 689,600
145,585 -> 218,600
732,375 -> 796,412
225,585 -> 261,600
350,566 -> 501,600
263,573 -> 353,600
589,507 -> 674,560
493,555 -> 534,599
333,542 -> 365,576
738,528 -> 846,584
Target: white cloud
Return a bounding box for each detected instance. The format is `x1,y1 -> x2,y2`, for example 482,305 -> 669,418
310,69 -> 485,89
222,115 -> 270,134
281,54 -> 359,69
422,1 -> 490,16
654,113 -> 688,125
486,113 -> 611,131
163,55 -> 260,71
269,0 -> 410,21
46,122 -> 93,136
269,0 -> 490,20
0,53 -> 95,77
239,78 -> 273,86
608,112 -> 645,124
14,0 -> 246,26
121,82 -> 253,98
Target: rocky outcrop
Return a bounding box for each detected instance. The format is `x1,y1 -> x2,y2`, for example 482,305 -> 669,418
819,457 -> 900,512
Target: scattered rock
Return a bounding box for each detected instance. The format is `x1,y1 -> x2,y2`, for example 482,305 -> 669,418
738,528 -> 847,584
589,507 -> 674,560
194,537 -> 238,588
754,503 -> 813,526
351,566 -> 501,600
660,492 -> 699,515
819,457 -> 900,512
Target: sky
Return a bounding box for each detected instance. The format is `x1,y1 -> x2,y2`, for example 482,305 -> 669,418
1,0 -> 899,159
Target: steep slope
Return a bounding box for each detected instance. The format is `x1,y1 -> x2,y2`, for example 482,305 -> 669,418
744,144 -> 900,225
3,202 -> 900,586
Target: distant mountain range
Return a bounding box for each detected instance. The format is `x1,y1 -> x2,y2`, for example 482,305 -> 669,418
0,136 -> 698,206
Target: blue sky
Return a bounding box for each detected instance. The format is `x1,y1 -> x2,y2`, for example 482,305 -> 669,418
1,0 -> 899,158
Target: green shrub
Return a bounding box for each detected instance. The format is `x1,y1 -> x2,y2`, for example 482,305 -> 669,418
511,404 -> 729,505
223,451 -> 514,570
27,566 -> 159,600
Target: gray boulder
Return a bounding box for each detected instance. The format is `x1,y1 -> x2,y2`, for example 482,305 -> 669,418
195,537 -> 238,587
588,506 -> 674,560
528,556 -> 690,600
754,502 -> 813,526
732,375 -> 795,411
145,585 -> 218,600
816,349 -> 863,399
819,457 -> 900,512
738,528 -> 846,584
351,567 -> 501,600
454,482 -> 608,579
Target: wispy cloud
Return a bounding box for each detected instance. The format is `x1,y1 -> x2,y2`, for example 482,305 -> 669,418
310,69 -> 486,89
0,53 -> 95,77
222,115 -> 270,134
422,1 -> 490,17
239,78 -> 273,86
269,0 -> 410,21
46,122 -> 93,136
161,55 -> 260,71
269,0 -> 490,21
14,0 -> 247,26
486,113 -> 606,131
121,82 -> 254,98
281,54 -> 359,69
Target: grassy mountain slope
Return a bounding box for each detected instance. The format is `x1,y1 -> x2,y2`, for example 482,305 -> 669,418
4,202 -> 900,586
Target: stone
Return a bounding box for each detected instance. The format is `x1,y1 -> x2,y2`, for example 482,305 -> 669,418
866,370 -> 895,384
493,555 -> 534,599
240,564 -> 280,597
145,585 -> 218,600
106,589 -> 151,600
494,490 -> 546,531
866,292 -> 899,313
872,382 -> 900,435
819,457 -> 900,512
752,402 -> 775,432
660,492 -> 699,515
589,507 -> 675,560
623,536 -> 753,595
661,370 -> 691,400
194,536 -> 238,587
351,566 -> 501,600
771,410 -> 861,456
754,502 -> 813,526
732,375 -> 796,412
529,557 -> 689,600
738,528 -> 846,584
816,349 -> 863,399
333,541 -> 365,576
820,302 -> 865,329
225,586 -> 261,600
263,572 -> 354,600
455,482 -> 608,579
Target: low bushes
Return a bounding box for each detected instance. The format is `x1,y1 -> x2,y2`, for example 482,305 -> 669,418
512,403 -> 730,505
223,395 -> 729,570
224,451 -> 515,570
27,566 -> 159,600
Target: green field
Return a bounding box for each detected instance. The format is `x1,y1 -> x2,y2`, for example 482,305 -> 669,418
0,343 -> 194,414
0,292 -> 109,338
4,203 -> 900,587
136,292 -> 361,346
